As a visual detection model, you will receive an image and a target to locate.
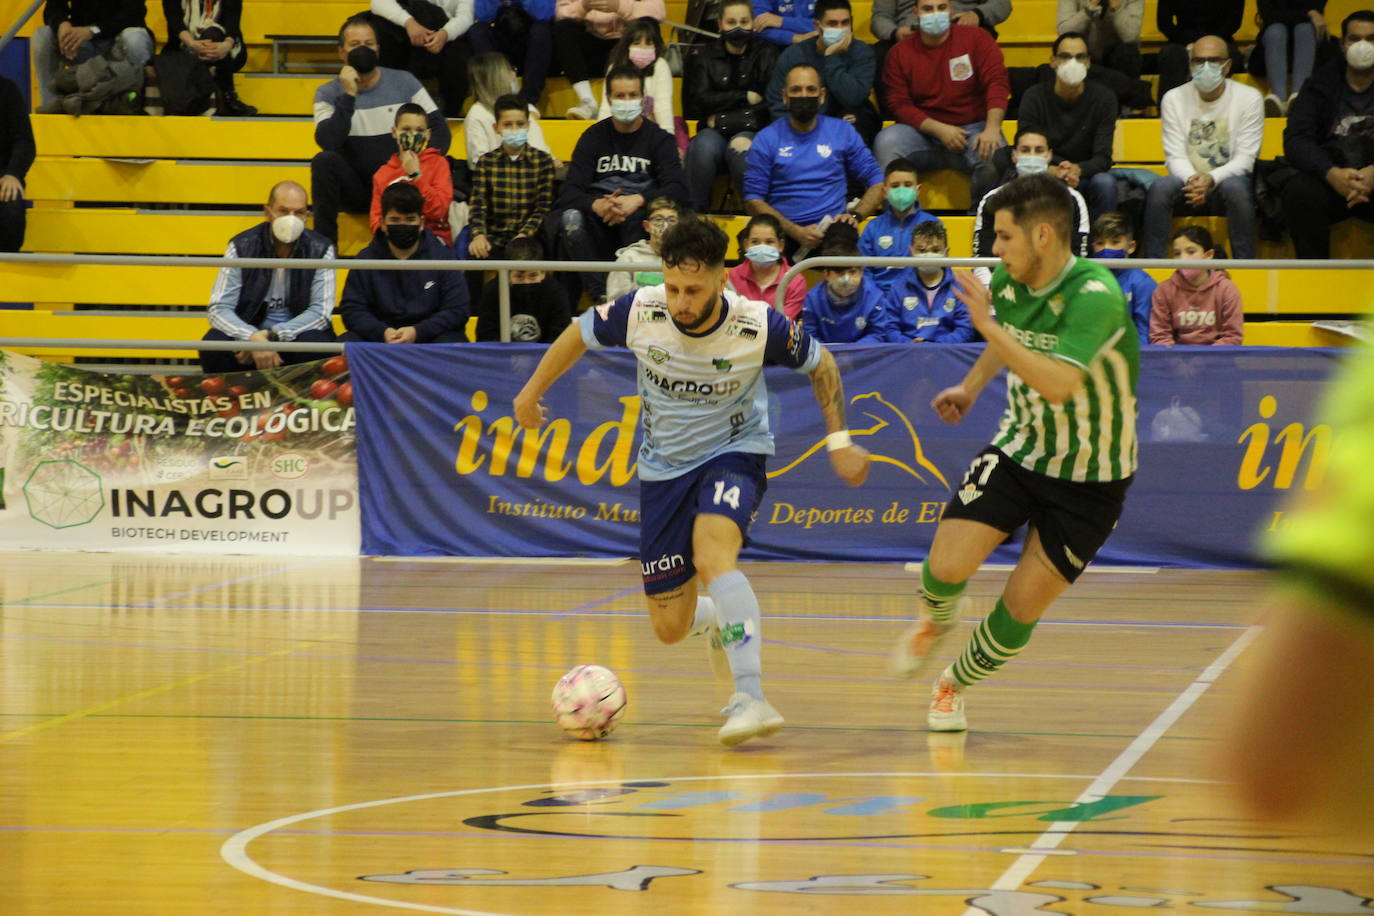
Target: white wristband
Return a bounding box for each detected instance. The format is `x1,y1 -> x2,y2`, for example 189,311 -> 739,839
825,431 -> 853,452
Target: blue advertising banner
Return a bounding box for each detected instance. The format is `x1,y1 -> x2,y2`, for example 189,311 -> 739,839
348,342 -> 1345,568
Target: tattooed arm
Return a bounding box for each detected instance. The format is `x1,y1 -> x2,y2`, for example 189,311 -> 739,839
809,347 -> 871,487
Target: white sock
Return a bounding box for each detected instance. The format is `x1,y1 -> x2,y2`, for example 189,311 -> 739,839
690,596 -> 718,636
572,80 -> 595,108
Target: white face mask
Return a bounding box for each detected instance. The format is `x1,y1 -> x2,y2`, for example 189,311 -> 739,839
272,214 -> 305,244
1191,61 -> 1225,93
828,274 -> 861,297
1057,59 -> 1087,87
1015,154 -> 1050,175
1348,39 -> 1374,71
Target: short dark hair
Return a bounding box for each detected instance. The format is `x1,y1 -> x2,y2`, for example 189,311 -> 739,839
605,64 -> 645,93
492,93 -> 526,120
738,213 -> 783,247
1343,10 -> 1374,37
1091,211 -> 1135,243
1170,223 -> 1227,259
1052,31 -> 1089,55
505,236 -> 544,261
647,196 -> 692,218
719,0 -> 753,20
884,157 -> 918,179
660,218 -> 729,270
1013,125 -> 1049,148
988,174 -> 1074,243
814,0 -> 852,19
394,102 -> 427,125
911,219 -> 948,248
380,181 -> 424,218
338,13 -> 375,45
818,221 -> 860,263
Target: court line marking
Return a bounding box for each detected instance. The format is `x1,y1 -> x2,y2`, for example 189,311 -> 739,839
220,771 -> 1218,916
961,624 -> 1263,916
904,563 -> 1161,575
0,641 -> 313,743
371,557 -> 633,566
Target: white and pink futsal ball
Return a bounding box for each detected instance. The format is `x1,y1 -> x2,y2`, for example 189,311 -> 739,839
551,664 -> 627,740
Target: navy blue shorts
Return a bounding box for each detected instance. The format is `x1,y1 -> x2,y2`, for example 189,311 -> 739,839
638,452 -> 768,595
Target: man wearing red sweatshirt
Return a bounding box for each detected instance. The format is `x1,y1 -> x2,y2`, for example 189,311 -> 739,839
370,103 -> 454,246
875,0 -> 1008,211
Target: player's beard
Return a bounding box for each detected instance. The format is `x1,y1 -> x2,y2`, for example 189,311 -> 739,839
672,290 -> 722,331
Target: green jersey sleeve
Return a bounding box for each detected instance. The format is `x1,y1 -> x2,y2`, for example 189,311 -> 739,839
1052,272 -> 1129,370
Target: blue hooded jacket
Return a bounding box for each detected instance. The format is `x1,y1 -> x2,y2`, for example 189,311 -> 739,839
885,266 -> 975,343
858,205 -> 941,293
801,274 -> 905,344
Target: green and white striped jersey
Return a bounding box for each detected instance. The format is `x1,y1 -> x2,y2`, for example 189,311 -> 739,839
988,256 -> 1139,482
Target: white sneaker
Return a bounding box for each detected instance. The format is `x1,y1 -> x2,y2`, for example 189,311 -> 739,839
928,677 -> 967,732
705,624 -> 731,682
891,600 -> 964,678
718,693 -> 783,746
1264,92 -> 1284,118
565,102 -> 598,121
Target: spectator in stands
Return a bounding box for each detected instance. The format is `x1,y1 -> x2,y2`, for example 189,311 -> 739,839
744,64 -> 885,258
0,75 -> 35,254
1258,0 -> 1329,116
972,130 -> 1089,284
1156,0 -> 1245,101
469,94 -> 558,261
605,196 -> 687,301
340,183 -> 469,343
163,0 -> 255,115
465,52 -> 558,164
551,65 -> 687,302
950,0 -> 1011,33
199,181 -> 338,373
1055,0 -> 1143,80
32,0 -> 155,109
753,0 -> 817,47
876,0 -> 1008,210
468,0 -> 554,109
371,103 -> 455,246
859,157 -> 939,293
765,0 -> 880,144
1143,34 -> 1263,261
683,0 -> 780,211
1281,10 -> 1374,259
801,224 -> 905,343
369,0 -> 473,117
554,0 -> 666,120
1015,31 -> 1119,218
1150,224 -> 1244,346
726,213 -> 809,318
596,18 -> 676,134
313,14 -> 451,246
474,236 -> 573,340
1090,210 -> 1154,344
872,0 -> 1009,88
885,219 -> 974,342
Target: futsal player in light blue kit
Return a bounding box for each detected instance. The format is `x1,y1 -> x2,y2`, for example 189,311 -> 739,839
514,219 -> 870,746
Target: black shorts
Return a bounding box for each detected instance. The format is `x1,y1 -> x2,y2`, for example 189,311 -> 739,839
941,446 -> 1132,583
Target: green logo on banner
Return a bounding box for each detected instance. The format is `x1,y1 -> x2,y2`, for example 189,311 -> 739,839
23,459 -> 105,529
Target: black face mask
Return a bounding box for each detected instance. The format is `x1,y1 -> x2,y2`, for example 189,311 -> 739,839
787,95 -> 820,123
347,45 -> 379,74
723,27 -> 754,45
385,223 -> 421,249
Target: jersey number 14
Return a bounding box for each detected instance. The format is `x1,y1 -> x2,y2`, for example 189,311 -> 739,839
712,482 -> 741,510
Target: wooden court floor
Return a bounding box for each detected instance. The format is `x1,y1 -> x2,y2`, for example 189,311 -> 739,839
1,551 -> 1370,915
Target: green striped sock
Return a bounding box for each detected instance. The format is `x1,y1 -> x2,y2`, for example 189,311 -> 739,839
922,559 -> 966,627
950,599 -> 1036,688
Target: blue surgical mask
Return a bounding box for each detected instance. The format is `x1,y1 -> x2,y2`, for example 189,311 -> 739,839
1191,61 -> 1225,93
918,11 -> 950,35
1015,154 -> 1050,175
745,244 -> 782,264
501,128 -> 528,149
821,26 -> 849,46
610,98 -> 642,123
1094,247 -> 1127,260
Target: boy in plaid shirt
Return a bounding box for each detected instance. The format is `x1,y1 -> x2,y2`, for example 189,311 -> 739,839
468,94 -> 557,260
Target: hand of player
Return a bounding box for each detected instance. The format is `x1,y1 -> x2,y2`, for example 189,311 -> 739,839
972,126 -> 1001,161
931,384 -> 974,424
339,65 -> 360,96
0,175 -> 24,202
952,267 -> 994,328
513,390 -> 548,429
753,11 -> 783,29
405,18 -> 431,45
829,443 -> 871,487
424,29 -> 449,53
469,234 -> 492,258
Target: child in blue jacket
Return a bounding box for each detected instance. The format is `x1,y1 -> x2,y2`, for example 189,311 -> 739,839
801,228 -> 905,343
1090,211 -> 1156,345
883,219 -> 975,343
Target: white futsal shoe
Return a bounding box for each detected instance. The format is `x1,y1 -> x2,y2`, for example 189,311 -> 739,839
891,600 -> 965,678
927,676 -> 967,732
718,693 -> 784,746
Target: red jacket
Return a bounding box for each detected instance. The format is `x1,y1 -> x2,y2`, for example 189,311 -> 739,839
1149,269 -> 1244,345
370,148 -> 454,246
882,25 -> 1010,131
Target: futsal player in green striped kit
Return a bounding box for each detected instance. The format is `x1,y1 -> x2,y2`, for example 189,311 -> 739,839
891,173 -> 1139,732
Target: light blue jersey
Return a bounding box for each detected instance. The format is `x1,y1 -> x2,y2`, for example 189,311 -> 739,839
579,287 -> 822,481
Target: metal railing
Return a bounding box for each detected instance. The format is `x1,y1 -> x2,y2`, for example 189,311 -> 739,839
0,253 -> 662,351
0,0 -> 41,56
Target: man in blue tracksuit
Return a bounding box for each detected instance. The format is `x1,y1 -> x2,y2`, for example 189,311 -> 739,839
800,231 -> 905,343
1089,211 -> 1155,345
858,156 -> 939,293
744,63 -> 885,259
883,219 -> 974,343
